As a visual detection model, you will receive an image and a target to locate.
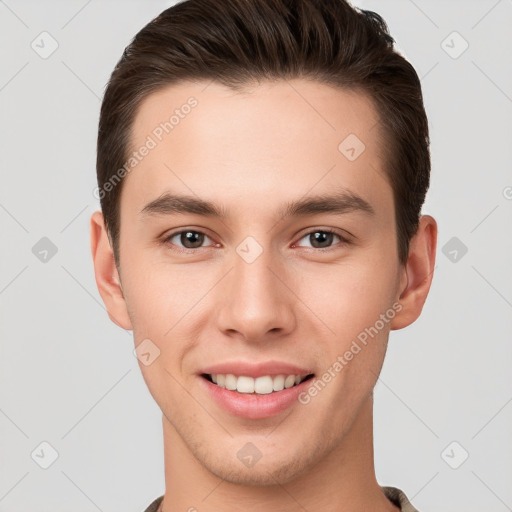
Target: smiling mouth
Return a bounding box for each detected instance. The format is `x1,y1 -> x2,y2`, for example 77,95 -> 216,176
202,373 -> 315,395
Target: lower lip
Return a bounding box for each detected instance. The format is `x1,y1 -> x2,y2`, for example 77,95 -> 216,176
199,375 -> 313,419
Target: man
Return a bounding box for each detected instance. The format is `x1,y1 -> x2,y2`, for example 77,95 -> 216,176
90,0 -> 437,510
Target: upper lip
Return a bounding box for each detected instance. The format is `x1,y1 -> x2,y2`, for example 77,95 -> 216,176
199,360 -> 314,379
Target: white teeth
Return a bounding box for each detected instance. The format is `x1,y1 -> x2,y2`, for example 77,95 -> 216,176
254,376 -> 274,394
209,373 -> 308,394
272,375 -> 285,391
284,375 -> 296,389
225,374 -> 237,391
237,376 -> 254,393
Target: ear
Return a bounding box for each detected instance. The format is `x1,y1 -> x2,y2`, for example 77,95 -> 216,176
90,210 -> 133,330
390,214 -> 437,330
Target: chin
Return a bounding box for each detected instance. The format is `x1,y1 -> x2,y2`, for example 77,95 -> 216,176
199,445 -> 317,487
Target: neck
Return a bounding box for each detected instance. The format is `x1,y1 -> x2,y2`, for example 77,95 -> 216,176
159,394 -> 398,512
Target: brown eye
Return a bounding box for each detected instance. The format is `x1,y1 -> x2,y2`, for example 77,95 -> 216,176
309,231 -> 335,249
164,230 -> 213,250
295,229 -> 349,250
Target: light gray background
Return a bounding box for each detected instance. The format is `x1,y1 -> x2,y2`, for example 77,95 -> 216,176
0,0 -> 511,511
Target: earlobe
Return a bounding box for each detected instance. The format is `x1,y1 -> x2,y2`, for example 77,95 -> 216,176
90,210 -> 133,330
391,215 -> 437,331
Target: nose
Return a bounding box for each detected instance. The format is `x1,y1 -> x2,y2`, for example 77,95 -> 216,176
216,245 -> 297,344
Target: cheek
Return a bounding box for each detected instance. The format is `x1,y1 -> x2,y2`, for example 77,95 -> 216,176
121,258 -> 213,376
121,254 -> 192,334
304,264 -> 396,415
300,260 -> 397,338
123,263 -> 198,404
123,276 -> 175,339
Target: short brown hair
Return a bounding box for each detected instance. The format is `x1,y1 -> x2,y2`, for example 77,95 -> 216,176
96,0 -> 430,267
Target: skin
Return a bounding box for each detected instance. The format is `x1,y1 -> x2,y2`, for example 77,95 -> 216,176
90,79 -> 437,512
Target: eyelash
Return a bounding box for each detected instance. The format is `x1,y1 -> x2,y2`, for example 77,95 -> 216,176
161,228 -> 351,254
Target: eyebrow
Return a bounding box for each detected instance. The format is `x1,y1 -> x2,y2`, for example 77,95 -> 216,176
139,189 -> 375,220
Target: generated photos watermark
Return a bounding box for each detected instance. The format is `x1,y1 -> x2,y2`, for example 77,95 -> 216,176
93,96 -> 198,200
298,301 -> 403,405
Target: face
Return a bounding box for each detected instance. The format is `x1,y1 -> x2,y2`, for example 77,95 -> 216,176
108,79 -> 409,485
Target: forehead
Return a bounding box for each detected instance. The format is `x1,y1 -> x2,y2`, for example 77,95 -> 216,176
121,79 -> 391,222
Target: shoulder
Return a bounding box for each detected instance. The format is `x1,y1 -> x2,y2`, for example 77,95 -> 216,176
142,495 -> 164,512
381,485 -> 421,512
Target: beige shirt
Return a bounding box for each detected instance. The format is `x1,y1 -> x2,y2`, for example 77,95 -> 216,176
143,485 -> 420,512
